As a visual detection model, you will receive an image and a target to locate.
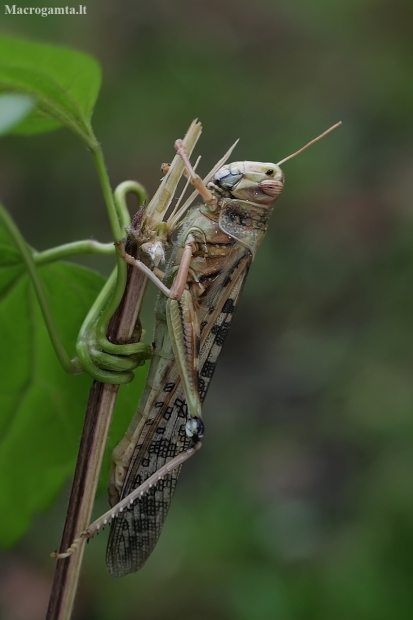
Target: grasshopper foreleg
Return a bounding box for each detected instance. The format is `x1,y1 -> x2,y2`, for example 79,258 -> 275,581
115,241 -> 173,297
115,235 -> 196,301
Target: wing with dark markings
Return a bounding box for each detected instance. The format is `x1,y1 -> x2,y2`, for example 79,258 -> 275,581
106,370 -> 191,577
106,252 -> 252,576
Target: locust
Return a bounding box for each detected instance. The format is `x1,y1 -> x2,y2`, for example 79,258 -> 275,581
56,122 -> 341,576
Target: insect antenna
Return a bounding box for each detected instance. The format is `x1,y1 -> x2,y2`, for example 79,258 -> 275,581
276,121 -> 342,166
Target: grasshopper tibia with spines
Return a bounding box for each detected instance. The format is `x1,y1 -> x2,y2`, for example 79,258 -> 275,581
52,436 -> 202,560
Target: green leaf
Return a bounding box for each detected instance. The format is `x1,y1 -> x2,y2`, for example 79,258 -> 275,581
0,216 -> 149,546
0,93 -> 35,136
0,37 -> 101,145
0,254 -> 103,545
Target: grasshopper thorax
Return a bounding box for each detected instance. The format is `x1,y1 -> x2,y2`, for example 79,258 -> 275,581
211,161 -> 284,206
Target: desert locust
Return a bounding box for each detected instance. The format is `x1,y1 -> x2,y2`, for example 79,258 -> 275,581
56,121 -> 341,576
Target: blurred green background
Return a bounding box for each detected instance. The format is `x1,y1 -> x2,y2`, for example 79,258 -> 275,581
2,1 -> 413,619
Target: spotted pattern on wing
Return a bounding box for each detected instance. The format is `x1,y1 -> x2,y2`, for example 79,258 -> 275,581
106,252 -> 251,577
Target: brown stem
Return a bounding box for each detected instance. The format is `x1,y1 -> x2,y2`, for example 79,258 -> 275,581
45,121 -> 203,620
46,236 -> 148,620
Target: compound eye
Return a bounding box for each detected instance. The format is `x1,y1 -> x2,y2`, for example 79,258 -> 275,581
215,167 -> 231,182
265,169 -> 274,176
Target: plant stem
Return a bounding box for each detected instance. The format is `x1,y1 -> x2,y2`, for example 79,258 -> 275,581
114,180 -> 147,228
46,238 -> 149,620
46,145 -> 150,620
91,146 -> 124,241
90,146 -> 133,352
34,240 -> 115,266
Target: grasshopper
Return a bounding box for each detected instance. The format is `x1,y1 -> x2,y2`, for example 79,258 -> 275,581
56,122 -> 341,576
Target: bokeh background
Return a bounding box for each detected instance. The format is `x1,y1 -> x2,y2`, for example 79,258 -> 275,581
2,1 -> 413,618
